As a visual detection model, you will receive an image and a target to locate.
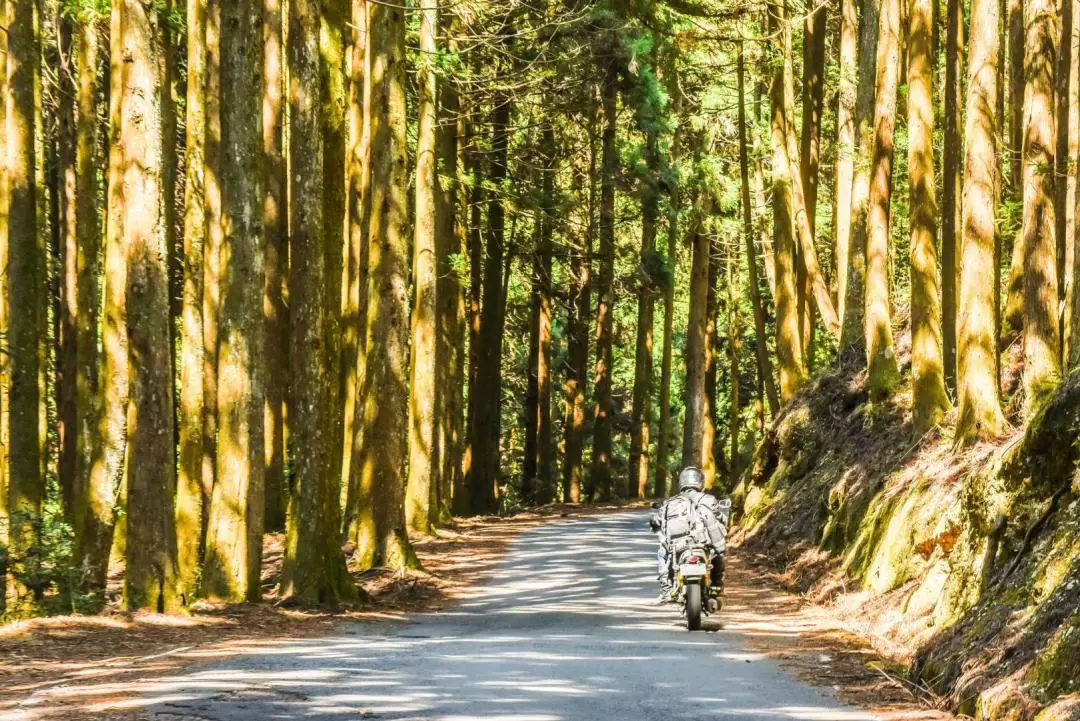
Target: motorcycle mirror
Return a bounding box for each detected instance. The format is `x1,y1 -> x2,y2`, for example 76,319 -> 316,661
650,501 -> 661,509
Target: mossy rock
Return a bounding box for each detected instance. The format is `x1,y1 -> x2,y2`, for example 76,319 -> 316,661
1030,612 -> 1080,699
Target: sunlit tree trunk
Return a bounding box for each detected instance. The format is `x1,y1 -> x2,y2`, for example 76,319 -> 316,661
702,247 -> 721,488
5,0 -> 45,615
202,0 -> 222,534
176,0 -> 206,601
957,0 -> 1007,444
119,0 -> 181,612
536,125 -> 556,504
737,46 -> 779,419
202,0 -> 266,603
1054,0 -> 1074,335
835,0 -> 858,336
629,125 -> 658,500
590,66 -> 618,501
89,0 -> 127,595
282,0 -> 358,602
728,225 -> 742,487
799,1 -> 827,366
1019,0 -> 1061,413
842,0 -> 881,357
909,0 -> 951,431
562,115 -> 595,504
342,0 -> 371,541
460,103 -> 485,514
435,11 -> 465,520
58,15 -> 78,525
263,0 -> 288,532
1062,0 -> 1080,362
769,0 -> 808,400
0,0 -> 9,614
1009,0 -> 1025,189
356,0 -> 418,566
942,0 -> 963,389
865,0 -> 902,400
406,0 -> 438,533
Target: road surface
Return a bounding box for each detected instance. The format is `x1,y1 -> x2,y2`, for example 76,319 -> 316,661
134,511 -> 876,720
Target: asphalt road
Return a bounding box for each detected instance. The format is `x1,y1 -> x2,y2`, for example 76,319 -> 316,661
137,511 -> 876,721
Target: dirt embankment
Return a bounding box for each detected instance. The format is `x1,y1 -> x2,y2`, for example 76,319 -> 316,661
734,350 -> 1080,721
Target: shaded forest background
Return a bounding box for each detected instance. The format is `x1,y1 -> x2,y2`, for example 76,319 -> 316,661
1,0 -> 1079,629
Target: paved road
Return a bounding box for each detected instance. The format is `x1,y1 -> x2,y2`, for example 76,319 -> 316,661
138,512 -> 875,721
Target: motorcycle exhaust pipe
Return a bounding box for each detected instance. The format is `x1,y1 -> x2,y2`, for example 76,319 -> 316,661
707,597 -> 720,614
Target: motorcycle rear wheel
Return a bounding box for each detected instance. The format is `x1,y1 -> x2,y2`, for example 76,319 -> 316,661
685,583 -> 702,631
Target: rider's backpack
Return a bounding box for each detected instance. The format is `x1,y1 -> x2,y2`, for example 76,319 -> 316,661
663,494 -> 700,554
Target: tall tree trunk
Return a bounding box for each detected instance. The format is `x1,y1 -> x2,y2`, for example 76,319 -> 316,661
176,0 -> 206,601
467,86 -> 510,515
769,0 -> 808,400
942,0 -> 963,389
89,0 -> 127,595
535,125 -> 556,504
5,0 -> 45,615
629,125 -> 658,500
1020,0 -> 1062,414
738,42 -> 780,417
728,226 -> 742,488
590,65 -> 618,501
842,0 -> 882,357
799,1 -> 827,366
865,0 -> 902,400
524,251 -> 540,498
1063,0 -> 1080,362
654,67 -> 681,499
281,0 -> 358,602
562,118 -> 595,504
682,211 -> 711,468
1055,0 -> 1074,332
342,0 -> 371,541
202,0 -> 266,603
957,0 -> 1008,443
406,0 -> 438,533
355,0 -> 417,566
1009,0 -> 1025,189
0,0 -> 7,612
119,0 -> 181,613
909,0 -> 951,431
460,106 -> 484,515
835,0 -> 858,336
58,15 -> 78,526
435,11 -> 465,520
202,0 -> 222,539
702,236 -> 721,488
263,0 -> 288,533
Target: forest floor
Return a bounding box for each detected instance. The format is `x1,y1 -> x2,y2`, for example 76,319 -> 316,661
1,506 -> 953,721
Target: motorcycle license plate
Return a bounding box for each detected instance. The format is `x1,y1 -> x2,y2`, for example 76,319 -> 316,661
680,563 -> 706,579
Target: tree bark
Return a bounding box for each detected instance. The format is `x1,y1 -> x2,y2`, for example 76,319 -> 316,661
536,125 -> 556,504
5,0 -> 45,615
682,210 -> 711,469
0,0 -> 9,614
590,64 -> 618,501
58,15 -> 78,526
738,42 -> 780,418
355,0 -> 417,567
177,0 -> 206,601
909,0 -> 951,431
865,0 -> 902,400
956,0 -> 1008,443
263,0 -> 288,533
1020,0 -> 1062,414
1009,0 -> 1025,189
281,0 -> 358,602
942,0 -> 963,389
406,0 -> 439,533
842,0 -> 882,357
799,1 -> 827,366
629,124 -> 658,500
835,0 -> 858,337
119,0 -> 181,613
202,0 -> 266,603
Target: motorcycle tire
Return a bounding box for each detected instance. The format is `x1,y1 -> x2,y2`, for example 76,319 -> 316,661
685,583 -> 703,631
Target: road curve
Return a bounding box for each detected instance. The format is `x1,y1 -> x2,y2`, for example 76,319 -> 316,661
134,511 -> 876,720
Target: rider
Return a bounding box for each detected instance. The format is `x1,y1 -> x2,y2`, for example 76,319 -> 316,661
650,466 -> 730,602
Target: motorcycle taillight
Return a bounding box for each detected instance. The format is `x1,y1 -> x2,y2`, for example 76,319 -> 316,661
687,555 -> 702,564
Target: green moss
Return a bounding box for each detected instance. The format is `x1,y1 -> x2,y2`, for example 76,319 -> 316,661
1030,612 -> 1080,700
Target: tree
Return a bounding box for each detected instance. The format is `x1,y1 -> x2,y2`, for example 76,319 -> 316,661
768,0 -> 808,400
865,0 -> 902,400
909,0 -> 951,431
590,63 -> 618,501
0,0 -> 9,614
5,0 -> 45,615
177,0 -> 207,600
942,0 -> 963,389
281,0 -> 357,602
799,1 -> 827,366
835,0 -> 858,340
1019,0 -> 1062,414
842,0 -> 881,356
202,0 -> 266,603
956,0 -> 1007,444
682,206 -> 711,467
119,0 -> 181,613
406,0 -> 439,533
535,125 -> 557,504
355,0 -> 418,567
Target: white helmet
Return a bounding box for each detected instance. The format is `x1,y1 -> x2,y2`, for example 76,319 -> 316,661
678,466 -> 704,492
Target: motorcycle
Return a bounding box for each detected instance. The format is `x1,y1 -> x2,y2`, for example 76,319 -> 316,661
651,502 -> 724,631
